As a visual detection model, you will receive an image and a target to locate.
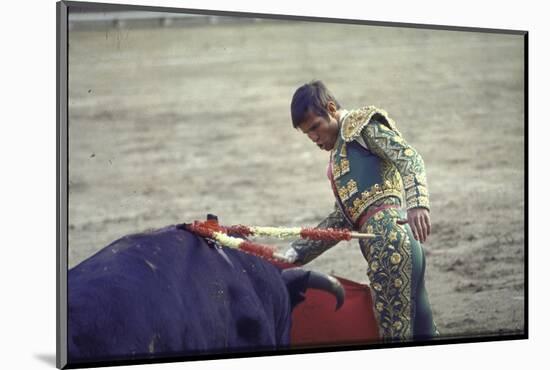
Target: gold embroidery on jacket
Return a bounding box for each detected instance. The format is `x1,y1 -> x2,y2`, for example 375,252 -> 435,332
345,174 -> 403,222
340,144 -> 347,158
338,179 -> 359,202
340,159 -> 350,176
347,179 -> 358,198
332,163 -> 341,179
363,119 -> 430,211
338,187 -> 349,202
402,173 -> 428,190
341,106 -> 400,142
406,197 -> 429,209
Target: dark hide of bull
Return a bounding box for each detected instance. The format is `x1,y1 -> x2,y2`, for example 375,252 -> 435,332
68,225 -> 310,364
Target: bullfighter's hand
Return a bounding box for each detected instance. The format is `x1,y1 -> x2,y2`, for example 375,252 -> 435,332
397,207 -> 431,243
284,247 -> 298,263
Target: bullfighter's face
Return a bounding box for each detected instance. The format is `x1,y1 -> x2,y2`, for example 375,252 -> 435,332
298,108 -> 340,152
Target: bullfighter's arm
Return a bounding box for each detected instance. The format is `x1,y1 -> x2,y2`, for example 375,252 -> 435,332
362,117 -> 430,211
288,204 -> 351,265
362,117 -> 432,242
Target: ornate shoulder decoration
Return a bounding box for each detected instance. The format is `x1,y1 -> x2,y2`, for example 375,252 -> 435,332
341,106 -> 399,142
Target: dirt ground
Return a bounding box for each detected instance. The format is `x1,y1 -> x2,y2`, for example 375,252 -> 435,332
67,17 -> 525,341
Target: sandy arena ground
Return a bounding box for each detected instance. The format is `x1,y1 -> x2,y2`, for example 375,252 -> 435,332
67,16 -> 525,341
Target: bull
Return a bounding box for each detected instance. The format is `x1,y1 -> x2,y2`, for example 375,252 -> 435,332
67,223 -> 344,364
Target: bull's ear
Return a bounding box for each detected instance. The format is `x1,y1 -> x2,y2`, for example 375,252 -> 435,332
281,268 -> 310,308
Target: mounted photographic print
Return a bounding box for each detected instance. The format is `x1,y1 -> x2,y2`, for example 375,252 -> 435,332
56,0 -> 527,368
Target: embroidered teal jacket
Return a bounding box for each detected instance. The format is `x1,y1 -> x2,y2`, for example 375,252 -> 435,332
291,106 -> 430,264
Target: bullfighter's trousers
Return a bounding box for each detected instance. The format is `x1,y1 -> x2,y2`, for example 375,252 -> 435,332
359,207 -> 437,342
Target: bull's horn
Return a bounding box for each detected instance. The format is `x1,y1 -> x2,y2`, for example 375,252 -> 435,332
307,270 -> 345,310
282,268 -> 345,310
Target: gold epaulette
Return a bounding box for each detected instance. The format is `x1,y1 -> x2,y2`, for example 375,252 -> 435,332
341,106 -> 399,142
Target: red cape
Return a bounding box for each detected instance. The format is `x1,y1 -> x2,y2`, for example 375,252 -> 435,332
273,261 -> 380,347
290,275 -> 380,347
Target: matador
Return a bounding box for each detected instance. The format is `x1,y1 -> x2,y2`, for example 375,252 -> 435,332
286,80 -> 438,342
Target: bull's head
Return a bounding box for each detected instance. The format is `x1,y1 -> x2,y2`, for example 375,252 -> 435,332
281,267 -> 345,311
